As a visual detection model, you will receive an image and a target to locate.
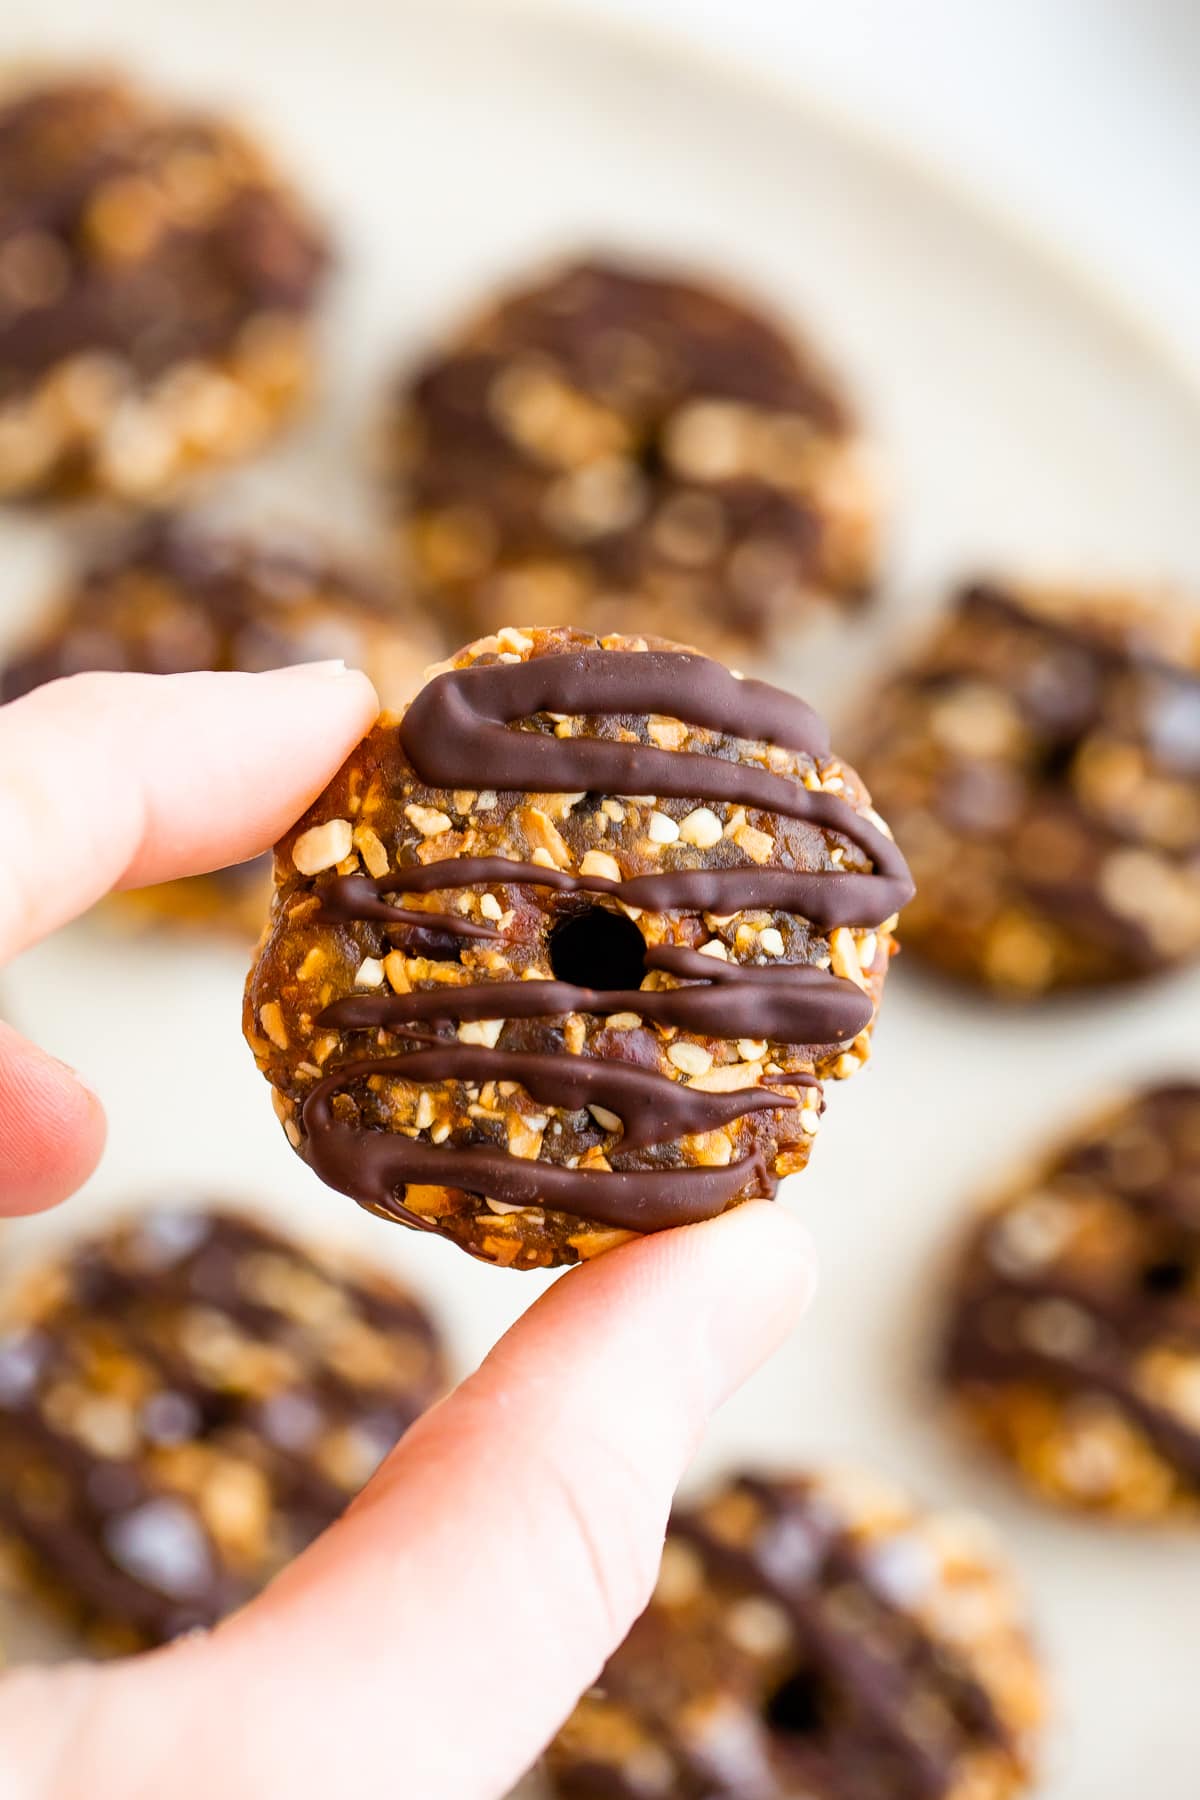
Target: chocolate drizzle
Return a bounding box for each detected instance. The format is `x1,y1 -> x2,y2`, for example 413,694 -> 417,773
303,1062 -> 773,1232
398,653 -> 912,919
320,947 -> 872,1046
300,647 -> 911,1236
320,856 -> 898,934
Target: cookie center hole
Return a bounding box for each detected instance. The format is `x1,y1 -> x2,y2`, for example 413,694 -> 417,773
1140,1256 -> 1190,1296
549,907 -> 646,991
764,1667 -> 828,1739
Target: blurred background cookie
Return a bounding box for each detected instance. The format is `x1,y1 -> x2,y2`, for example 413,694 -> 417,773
855,580 -> 1200,995
382,256 -> 880,661
545,1466 -> 1044,1800
0,511 -> 439,932
0,73 -> 328,500
0,1205 -> 445,1652
940,1082 -> 1200,1522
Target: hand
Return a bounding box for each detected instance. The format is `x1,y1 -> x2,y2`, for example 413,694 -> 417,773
0,665 -> 813,1800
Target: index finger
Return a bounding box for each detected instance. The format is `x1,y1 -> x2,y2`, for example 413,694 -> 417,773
0,663 -> 377,961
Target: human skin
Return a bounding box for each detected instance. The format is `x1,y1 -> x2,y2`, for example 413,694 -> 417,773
0,663 -> 813,1800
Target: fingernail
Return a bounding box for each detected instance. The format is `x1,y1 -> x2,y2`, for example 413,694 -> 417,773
270,659 -> 351,681
50,1053 -> 103,1106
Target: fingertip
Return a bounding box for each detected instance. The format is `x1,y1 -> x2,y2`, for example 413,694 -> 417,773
0,1024 -> 107,1214
636,1201 -> 817,1409
256,659 -> 380,718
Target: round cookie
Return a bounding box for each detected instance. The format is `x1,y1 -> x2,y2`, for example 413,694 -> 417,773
940,1081 -> 1200,1521
383,257 -> 879,660
0,512 -> 438,933
545,1467 -> 1044,1800
855,580 -> 1200,995
244,624 -> 913,1269
0,1206 -> 444,1651
0,74 -> 328,500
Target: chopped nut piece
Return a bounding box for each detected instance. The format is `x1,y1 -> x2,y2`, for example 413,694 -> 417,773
458,1019 -> 504,1048
293,818 -> 353,876
352,824 -> 390,879
579,849 -> 622,881
258,1001 -> 289,1050
668,1041 -> 714,1077
733,823 -> 774,864
404,803 -> 453,838
678,806 -> 723,848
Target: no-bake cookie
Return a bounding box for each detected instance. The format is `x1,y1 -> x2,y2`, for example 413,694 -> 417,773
0,74 -> 328,499
244,625 -> 912,1269
545,1467 -> 1044,1800
383,257 -> 879,660
855,580 -> 1200,994
941,1082 -> 1200,1521
0,512 -> 438,932
0,1206 -> 444,1651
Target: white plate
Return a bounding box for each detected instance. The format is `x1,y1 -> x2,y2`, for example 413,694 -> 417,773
3,2 -> 1200,1792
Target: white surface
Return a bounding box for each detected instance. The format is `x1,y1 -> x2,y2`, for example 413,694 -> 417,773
561,0 -> 1200,382
2,2 -> 1200,1792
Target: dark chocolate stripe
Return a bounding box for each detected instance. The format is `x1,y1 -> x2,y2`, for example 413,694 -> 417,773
316,871 -> 501,939
321,853 -> 898,932
299,1045 -> 800,1155
398,651 -> 913,918
301,1069 -> 771,1232
320,953 -> 872,1048
403,646 -> 831,765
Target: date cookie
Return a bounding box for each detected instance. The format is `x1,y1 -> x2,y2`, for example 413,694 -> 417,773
0,512 -> 438,932
545,1467 -> 1044,1800
940,1082 -> 1200,1521
855,580 -> 1200,994
383,257 -> 879,660
244,624 -> 913,1269
0,1206 -> 444,1651
0,74 -> 328,500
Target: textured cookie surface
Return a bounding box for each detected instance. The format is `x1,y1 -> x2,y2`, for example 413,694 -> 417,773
855,581 -> 1200,994
546,1468 -> 1044,1800
384,258 -> 879,660
0,513 -> 436,932
941,1082 -> 1200,1520
245,626 -> 912,1269
0,1207 -> 444,1651
0,74 -> 328,498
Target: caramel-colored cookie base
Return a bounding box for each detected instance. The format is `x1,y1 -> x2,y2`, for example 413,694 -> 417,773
245,624 -> 905,1269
